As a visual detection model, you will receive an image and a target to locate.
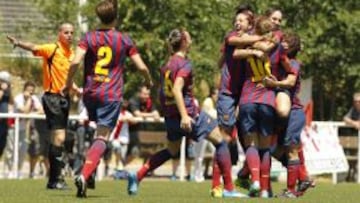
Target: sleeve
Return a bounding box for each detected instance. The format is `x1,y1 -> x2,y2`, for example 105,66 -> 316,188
14,95 -> 23,111
32,96 -> 42,110
344,108 -> 355,119
290,60 -> 300,77
224,31 -> 238,44
32,44 -> 57,58
129,98 -> 140,113
78,33 -> 89,50
124,35 -> 138,56
176,62 -> 192,82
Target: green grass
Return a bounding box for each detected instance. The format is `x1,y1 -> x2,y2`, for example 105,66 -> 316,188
0,179 -> 359,203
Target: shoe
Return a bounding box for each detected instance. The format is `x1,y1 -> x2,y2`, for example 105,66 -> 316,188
170,175 -> 177,181
260,190 -> 270,198
248,181 -> 260,197
87,174 -> 95,190
297,179 -> 315,193
210,186 -> 223,198
47,180 -> 70,190
235,176 -> 251,190
223,189 -> 248,198
277,190 -> 298,198
127,172 -> 138,195
75,175 -> 87,198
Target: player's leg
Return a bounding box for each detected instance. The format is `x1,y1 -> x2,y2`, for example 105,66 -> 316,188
42,93 -> 70,190
128,117 -> 182,195
238,103 -> 261,196
275,91 -> 291,124
75,101 -> 120,198
202,111 -> 246,198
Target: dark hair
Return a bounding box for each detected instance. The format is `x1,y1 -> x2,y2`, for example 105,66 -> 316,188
284,32 -> 301,58
167,28 -> 186,53
23,81 -> 36,90
265,7 -> 282,17
208,86 -> 218,97
235,3 -> 254,15
95,0 -> 117,25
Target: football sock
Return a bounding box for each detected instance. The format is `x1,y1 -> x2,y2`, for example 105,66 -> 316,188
246,146 -> 260,183
259,149 -> 271,192
48,144 -> 64,183
287,159 -> 300,193
211,157 -> 221,189
298,148 -> 308,181
81,139 -> 107,180
214,141 -> 234,191
137,149 -> 172,182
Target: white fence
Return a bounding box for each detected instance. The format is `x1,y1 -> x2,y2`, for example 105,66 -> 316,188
0,113 -> 359,183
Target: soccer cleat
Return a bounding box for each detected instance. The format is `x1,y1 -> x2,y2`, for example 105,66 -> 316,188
46,179 -> 70,190
127,172 -> 138,195
75,175 -> 87,198
223,189 -> 249,198
260,190 -> 270,198
210,186 -> 223,198
235,176 -> 251,190
297,179 -> 315,194
277,190 -> 298,198
248,181 -> 260,197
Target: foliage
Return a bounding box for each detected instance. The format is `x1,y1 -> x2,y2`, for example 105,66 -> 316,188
10,0 -> 360,120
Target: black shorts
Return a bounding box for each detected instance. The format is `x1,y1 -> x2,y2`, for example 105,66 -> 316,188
42,92 -> 70,130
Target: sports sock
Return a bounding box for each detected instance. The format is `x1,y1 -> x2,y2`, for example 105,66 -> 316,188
214,141 -> 234,191
287,159 -> 300,193
298,147 -> 308,181
246,146 -> 260,183
259,149 -> 271,192
48,144 -> 64,183
211,156 -> 221,189
237,161 -> 249,178
137,149 -> 172,182
81,139 -> 107,180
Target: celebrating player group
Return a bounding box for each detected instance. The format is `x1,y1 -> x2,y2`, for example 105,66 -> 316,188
6,0 -> 315,199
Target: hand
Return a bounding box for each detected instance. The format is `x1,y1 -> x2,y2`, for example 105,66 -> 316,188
253,50 -> 265,60
262,76 -> 278,88
6,35 -> 18,47
23,91 -> 31,100
60,85 -> 71,97
180,115 -> 194,133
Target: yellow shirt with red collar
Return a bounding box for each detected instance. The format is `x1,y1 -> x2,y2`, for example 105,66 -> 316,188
33,42 -> 74,94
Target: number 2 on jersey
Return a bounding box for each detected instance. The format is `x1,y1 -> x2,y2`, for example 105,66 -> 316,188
247,57 -> 271,82
94,46 -> 112,82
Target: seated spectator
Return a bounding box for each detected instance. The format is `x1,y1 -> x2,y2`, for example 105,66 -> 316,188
6,81 -> 43,178
127,85 -> 160,165
343,92 -> 360,130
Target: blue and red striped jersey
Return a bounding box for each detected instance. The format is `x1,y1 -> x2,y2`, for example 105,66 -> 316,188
239,43 -> 288,107
289,59 -> 303,109
78,29 -> 138,102
159,55 -> 199,118
219,31 -> 246,95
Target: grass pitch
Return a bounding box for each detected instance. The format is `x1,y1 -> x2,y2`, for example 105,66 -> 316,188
0,179 -> 359,203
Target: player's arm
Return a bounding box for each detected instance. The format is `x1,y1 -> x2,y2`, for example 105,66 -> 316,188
343,110 -> 360,130
263,74 -> 297,89
6,35 -> 37,52
130,54 -> 153,87
228,34 -> 263,47
172,77 -> 192,132
64,47 -> 86,92
233,48 -> 265,60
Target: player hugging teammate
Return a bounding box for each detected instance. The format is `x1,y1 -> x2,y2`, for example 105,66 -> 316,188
220,5 -> 315,198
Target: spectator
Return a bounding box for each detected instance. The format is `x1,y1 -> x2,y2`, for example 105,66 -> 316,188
343,92 -> 360,130
8,81 -> 43,178
0,71 -> 12,158
110,100 -> 136,171
127,85 -> 160,164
